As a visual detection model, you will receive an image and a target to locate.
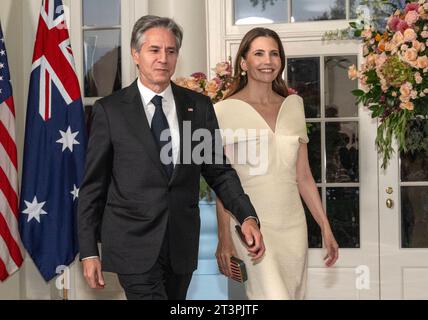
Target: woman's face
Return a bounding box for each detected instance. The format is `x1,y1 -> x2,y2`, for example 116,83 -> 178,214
241,36 -> 282,84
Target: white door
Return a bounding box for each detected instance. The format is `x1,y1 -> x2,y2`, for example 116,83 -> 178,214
379,139 -> 428,300
207,0 -> 381,299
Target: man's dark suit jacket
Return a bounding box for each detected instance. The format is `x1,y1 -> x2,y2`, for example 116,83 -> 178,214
77,80 -> 258,275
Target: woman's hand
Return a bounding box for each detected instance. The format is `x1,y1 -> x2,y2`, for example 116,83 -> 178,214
215,236 -> 237,277
322,228 -> 339,267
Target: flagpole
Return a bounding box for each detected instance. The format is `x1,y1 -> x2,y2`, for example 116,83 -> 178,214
62,267 -> 70,300
63,287 -> 69,301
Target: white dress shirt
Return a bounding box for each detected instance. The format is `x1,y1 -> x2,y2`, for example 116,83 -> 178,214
137,79 -> 180,166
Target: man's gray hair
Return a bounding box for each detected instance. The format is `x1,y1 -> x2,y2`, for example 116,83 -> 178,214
131,15 -> 183,52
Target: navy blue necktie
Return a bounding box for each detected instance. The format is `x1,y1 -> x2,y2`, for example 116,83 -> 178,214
151,95 -> 174,178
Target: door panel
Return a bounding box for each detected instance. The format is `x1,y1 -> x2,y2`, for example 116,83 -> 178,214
379,138 -> 428,300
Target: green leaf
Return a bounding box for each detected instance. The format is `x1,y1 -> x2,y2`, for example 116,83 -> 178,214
349,22 -> 357,28
354,29 -> 362,37
352,89 -> 365,97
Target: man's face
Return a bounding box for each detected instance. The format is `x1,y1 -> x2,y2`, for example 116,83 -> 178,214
132,27 -> 178,92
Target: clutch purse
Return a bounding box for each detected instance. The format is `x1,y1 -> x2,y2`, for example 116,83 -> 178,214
230,256 -> 248,283
228,225 -> 253,283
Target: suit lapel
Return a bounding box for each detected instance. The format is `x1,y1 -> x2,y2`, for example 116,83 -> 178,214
169,82 -> 195,185
122,80 -> 170,182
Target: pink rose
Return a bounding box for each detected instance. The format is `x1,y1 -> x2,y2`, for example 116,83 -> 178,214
405,3 -> 420,14
412,40 -> 424,51
400,82 -> 413,101
213,62 -> 231,77
388,16 -> 401,32
397,20 -> 410,33
404,28 -> 417,42
190,72 -> 207,81
417,55 -> 428,69
392,31 -> 405,45
375,53 -> 388,69
384,41 -> 395,52
205,79 -> 219,99
415,72 -> 423,84
405,10 -> 419,25
186,77 -> 204,93
404,47 -> 418,62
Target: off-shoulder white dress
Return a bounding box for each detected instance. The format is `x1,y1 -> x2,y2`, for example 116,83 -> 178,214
215,95 -> 309,300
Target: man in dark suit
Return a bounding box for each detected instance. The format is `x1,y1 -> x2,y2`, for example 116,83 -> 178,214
77,15 -> 265,300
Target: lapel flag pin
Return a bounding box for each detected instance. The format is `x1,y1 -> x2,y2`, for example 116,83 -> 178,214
187,107 -> 194,112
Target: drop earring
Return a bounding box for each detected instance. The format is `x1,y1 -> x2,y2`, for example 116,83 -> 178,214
241,70 -> 247,76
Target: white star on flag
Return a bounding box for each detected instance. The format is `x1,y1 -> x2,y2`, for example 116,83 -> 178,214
22,196 -> 48,223
0,49 -> 5,56
70,185 -> 79,201
0,63 -> 4,69
56,126 -> 80,152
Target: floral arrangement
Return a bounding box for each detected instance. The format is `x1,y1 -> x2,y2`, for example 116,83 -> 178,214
175,61 -> 234,104
348,0 -> 428,168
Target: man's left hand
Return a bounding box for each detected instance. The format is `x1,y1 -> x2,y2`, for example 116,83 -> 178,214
241,218 -> 265,261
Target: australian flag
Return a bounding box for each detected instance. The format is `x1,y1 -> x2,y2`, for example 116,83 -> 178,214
19,0 -> 87,281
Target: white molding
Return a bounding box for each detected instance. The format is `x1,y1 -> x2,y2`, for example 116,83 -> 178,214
224,0 -> 352,39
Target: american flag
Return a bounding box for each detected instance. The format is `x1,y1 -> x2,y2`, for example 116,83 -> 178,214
0,22 -> 23,281
19,0 -> 87,281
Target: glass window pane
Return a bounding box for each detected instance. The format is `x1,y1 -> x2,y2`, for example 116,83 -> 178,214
291,0 -> 346,22
84,30 -> 122,97
349,0 -> 362,19
401,187 -> 428,248
401,120 -> 428,182
401,151 -> 428,182
234,0 -> 289,25
324,56 -> 358,118
83,0 -> 120,27
304,188 -> 322,248
327,187 -> 360,248
307,122 -> 321,183
287,57 -> 320,118
326,122 -> 359,183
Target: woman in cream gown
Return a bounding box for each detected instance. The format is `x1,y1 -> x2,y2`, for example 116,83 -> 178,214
214,28 -> 339,300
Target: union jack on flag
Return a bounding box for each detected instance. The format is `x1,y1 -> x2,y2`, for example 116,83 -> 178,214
19,0 -> 87,281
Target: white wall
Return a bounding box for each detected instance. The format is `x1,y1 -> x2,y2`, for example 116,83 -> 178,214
0,0 -> 208,300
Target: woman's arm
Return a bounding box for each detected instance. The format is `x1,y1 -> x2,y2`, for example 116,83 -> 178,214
215,198 -> 237,277
296,143 -> 339,267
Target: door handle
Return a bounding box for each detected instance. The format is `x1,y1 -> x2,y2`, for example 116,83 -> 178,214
386,198 -> 394,209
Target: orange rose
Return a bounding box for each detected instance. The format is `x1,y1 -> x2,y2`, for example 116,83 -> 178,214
400,101 -> 414,110
417,55 -> 428,69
